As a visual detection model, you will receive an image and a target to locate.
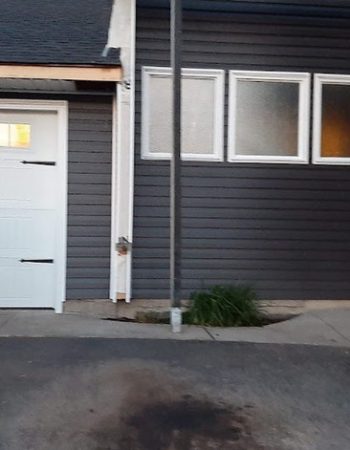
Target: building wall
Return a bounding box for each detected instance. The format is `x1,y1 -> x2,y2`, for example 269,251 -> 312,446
66,97 -> 113,299
133,4 -> 350,300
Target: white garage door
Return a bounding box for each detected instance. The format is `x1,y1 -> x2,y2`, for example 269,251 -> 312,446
0,101 -> 67,310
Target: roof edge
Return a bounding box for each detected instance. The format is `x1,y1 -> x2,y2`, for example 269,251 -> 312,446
0,64 -> 122,82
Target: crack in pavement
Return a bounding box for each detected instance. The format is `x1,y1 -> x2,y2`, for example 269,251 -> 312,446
312,313 -> 350,344
0,314 -> 17,333
202,326 -> 216,341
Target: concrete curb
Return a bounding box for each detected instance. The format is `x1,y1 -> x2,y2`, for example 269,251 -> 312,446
0,309 -> 349,347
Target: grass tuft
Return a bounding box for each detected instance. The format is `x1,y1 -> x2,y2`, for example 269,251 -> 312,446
184,285 -> 263,327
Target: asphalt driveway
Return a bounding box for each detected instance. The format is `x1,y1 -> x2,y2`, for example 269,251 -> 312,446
0,339 -> 349,450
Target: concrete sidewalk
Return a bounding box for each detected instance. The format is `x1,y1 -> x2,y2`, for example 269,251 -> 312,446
0,308 -> 349,346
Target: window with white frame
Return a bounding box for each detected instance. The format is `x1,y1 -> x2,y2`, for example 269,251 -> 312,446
313,74 -> 350,165
141,67 -> 224,161
228,71 -> 310,164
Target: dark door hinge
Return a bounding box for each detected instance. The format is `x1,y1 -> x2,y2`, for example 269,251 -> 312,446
20,259 -> 54,264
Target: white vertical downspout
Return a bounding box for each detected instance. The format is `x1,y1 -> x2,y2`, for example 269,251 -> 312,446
125,0 -> 136,303
109,90 -> 118,301
108,0 -> 136,302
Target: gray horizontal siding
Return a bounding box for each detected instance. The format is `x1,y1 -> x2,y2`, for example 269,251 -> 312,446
133,4 -> 350,300
66,98 -> 112,300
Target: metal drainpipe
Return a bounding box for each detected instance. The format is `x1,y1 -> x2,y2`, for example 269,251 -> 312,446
170,0 -> 183,333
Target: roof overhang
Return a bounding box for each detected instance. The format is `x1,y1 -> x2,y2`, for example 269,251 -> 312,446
0,78 -> 117,96
0,64 -> 122,82
137,0 -> 350,12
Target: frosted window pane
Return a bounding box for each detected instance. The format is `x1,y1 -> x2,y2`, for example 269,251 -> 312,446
0,124 -> 9,146
9,124 -> 31,148
148,74 -> 216,155
149,76 -> 172,154
235,80 -> 299,156
321,84 -> 350,157
182,78 -> 215,155
0,123 -> 30,148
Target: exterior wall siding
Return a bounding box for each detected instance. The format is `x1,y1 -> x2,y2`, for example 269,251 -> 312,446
66,98 -> 112,300
133,4 -> 350,300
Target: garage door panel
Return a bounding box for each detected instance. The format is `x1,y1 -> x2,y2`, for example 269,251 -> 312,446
0,216 -> 30,252
0,167 -> 56,209
25,210 -> 56,257
0,260 -> 53,294
0,263 -> 55,307
0,110 -> 58,159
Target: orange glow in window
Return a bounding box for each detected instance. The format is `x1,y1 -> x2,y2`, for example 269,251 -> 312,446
0,123 -> 31,148
10,124 -> 31,148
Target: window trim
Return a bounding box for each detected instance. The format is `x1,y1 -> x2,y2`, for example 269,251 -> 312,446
228,70 -> 311,164
141,66 -> 225,161
313,73 -> 350,165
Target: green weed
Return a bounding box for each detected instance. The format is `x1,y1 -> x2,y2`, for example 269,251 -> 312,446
184,285 -> 263,327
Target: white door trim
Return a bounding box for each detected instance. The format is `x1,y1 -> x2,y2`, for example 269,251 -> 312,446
0,99 -> 68,312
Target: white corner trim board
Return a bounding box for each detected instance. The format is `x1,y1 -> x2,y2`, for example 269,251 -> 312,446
109,0 -> 136,303
126,0 -> 136,303
313,73 -> 350,166
228,70 -> 311,164
141,66 -> 225,162
109,92 -> 118,302
104,0 -> 132,81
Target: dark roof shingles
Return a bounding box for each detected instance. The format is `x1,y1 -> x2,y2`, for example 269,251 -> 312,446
0,0 -> 119,66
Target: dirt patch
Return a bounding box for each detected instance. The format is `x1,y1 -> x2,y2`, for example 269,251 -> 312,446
118,398 -> 263,450
102,315 -> 292,327
1,358 -> 272,450
90,371 -> 266,450
0,353 -> 292,450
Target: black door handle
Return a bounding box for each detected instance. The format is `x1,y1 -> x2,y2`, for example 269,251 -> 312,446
20,259 -> 54,264
22,161 -> 56,166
